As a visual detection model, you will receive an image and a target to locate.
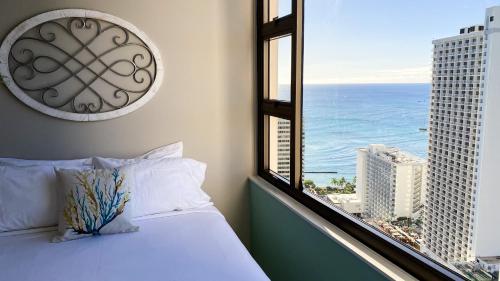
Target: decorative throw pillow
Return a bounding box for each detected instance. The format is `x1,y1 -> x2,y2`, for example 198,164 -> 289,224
53,167 -> 139,242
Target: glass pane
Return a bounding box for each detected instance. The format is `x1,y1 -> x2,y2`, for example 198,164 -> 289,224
268,0 -> 291,21
268,116 -> 290,181
302,1 -> 500,279
268,36 -> 291,101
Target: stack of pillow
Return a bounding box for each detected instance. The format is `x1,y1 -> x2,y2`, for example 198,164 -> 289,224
0,142 -> 212,242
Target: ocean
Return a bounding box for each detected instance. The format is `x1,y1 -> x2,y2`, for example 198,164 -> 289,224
289,83 -> 431,187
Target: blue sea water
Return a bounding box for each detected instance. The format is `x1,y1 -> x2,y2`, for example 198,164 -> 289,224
287,83 -> 431,187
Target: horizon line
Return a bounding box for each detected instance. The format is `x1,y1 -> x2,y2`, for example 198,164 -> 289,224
279,82 -> 431,86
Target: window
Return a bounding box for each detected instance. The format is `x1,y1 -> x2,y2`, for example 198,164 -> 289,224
258,0 -> 302,189
268,0 -> 291,20
268,36 -> 292,101
258,1 -> 499,280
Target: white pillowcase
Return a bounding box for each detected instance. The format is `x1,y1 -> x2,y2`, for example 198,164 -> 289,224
0,165 -> 60,232
142,141 -> 183,159
0,142 -> 184,232
0,158 -> 91,233
92,141 -> 183,169
93,157 -> 212,217
0,157 -> 92,168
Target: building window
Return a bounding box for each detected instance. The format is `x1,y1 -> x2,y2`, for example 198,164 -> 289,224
258,1 -> 499,280
491,16 -> 495,22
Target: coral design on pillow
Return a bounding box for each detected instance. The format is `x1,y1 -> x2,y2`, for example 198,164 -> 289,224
63,169 -> 130,235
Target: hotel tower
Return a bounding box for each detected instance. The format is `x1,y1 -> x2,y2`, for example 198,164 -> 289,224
357,145 -> 427,220
424,6 -> 500,264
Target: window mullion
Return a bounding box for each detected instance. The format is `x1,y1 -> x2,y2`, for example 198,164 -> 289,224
261,15 -> 294,40
261,100 -> 292,119
290,0 -> 303,190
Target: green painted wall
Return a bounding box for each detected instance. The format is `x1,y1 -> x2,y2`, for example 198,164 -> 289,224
250,180 -> 390,281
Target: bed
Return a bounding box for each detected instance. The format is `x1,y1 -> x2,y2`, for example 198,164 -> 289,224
0,206 -> 269,281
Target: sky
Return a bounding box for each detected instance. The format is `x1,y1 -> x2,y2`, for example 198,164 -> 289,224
277,0 -> 500,84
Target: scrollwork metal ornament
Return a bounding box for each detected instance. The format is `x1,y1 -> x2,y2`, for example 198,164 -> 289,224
0,9 -> 163,121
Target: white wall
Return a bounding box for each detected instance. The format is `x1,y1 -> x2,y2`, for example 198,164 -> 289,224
474,6 -> 500,258
394,165 -> 412,218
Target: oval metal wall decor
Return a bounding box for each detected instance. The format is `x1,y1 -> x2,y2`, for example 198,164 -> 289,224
0,9 -> 163,121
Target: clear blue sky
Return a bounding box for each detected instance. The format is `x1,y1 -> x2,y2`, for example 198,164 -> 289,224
278,0 -> 500,84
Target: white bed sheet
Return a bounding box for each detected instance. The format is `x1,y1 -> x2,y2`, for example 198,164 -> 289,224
0,206 -> 269,281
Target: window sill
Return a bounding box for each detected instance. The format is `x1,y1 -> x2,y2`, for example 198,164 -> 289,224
249,175 -> 417,281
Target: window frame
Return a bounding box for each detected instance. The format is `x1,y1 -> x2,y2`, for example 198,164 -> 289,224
257,0 -> 303,189
256,1 -> 464,280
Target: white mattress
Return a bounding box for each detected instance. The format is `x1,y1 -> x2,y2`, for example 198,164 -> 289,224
0,206 -> 269,281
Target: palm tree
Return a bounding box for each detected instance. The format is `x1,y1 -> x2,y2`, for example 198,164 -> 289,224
338,176 -> 347,188
330,177 -> 339,187
344,182 -> 355,194
303,179 -> 316,189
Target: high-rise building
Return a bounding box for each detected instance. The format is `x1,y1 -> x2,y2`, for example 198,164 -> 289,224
269,118 -> 290,180
276,119 -> 290,179
474,6 -> 500,263
424,6 -> 500,263
356,144 -> 427,220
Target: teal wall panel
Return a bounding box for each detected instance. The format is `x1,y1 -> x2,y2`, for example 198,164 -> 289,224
250,180 -> 390,281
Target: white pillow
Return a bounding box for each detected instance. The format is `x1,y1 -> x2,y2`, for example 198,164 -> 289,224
93,157 -> 212,217
92,141 -> 183,168
0,157 -> 92,168
142,141 -> 183,159
0,165 -> 59,232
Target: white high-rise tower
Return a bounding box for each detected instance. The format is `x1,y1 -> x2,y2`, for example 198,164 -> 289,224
424,6 -> 500,264
357,145 -> 427,220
